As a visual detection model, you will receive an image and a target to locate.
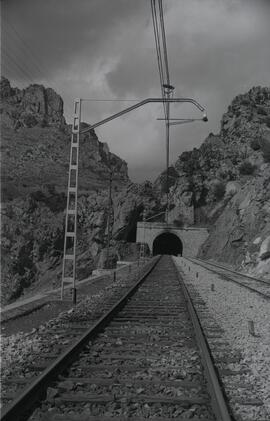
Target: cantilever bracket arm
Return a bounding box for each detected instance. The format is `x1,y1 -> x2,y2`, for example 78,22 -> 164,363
80,97 -> 207,134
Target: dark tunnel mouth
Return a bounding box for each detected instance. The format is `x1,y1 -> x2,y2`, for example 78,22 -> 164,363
153,232 -> 183,256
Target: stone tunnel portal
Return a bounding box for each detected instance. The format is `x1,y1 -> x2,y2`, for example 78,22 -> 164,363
152,232 -> 183,256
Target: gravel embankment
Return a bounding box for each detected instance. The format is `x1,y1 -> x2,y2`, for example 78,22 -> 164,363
174,256 -> 270,421
1,262 -> 147,397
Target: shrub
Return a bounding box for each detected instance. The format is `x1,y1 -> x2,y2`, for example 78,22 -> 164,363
239,161 -> 256,175
261,140 -> 270,163
265,116 -> 270,128
160,166 -> 179,193
250,138 -> 261,151
173,219 -> 184,228
23,114 -> 38,127
240,98 -> 250,106
257,106 -> 268,116
213,181 -> 226,200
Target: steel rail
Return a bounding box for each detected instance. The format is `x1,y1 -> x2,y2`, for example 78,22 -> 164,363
1,256 -> 161,421
172,259 -> 233,421
194,257 -> 270,285
187,257 -> 270,301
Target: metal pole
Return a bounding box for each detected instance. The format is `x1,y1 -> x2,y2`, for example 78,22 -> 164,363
139,210 -> 146,263
106,169 -> 113,269
143,209 -> 146,262
61,98 -> 81,302
165,100 -> 170,224
80,97 -> 207,133
164,87 -> 174,224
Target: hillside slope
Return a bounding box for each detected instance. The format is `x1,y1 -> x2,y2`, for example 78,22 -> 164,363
1,77 -> 130,304
161,87 -> 270,277
1,79 -> 270,304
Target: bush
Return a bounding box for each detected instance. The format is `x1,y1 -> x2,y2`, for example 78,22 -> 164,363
213,181 -> 226,200
261,140 -> 270,163
239,161 -> 256,175
173,219 -> 184,228
265,116 -> 270,128
250,138 -> 261,151
23,114 -> 38,127
257,106 -> 268,116
160,166 -> 179,193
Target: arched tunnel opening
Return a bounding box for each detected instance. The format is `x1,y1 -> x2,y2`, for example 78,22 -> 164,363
153,232 -> 183,256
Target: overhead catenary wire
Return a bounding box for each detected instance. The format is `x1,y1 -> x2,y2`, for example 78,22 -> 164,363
1,46 -> 35,85
3,18 -> 53,83
1,16 -> 77,120
151,0 -> 166,116
158,0 -> 170,86
2,30 -> 42,84
150,0 -> 172,221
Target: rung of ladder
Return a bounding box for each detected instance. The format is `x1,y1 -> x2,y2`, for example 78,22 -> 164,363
66,232 -> 75,237
67,209 -> 76,215
62,277 -> 74,284
68,187 -> 77,193
70,164 -> 78,170
64,254 -> 75,260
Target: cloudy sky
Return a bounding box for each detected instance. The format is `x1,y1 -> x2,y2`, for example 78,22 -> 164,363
2,0 -> 270,182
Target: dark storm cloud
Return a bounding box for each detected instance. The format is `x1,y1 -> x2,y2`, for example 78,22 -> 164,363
2,0 -> 149,80
2,0 -> 270,182
106,0 -> 270,97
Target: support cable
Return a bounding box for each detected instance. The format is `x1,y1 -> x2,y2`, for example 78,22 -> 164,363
151,0 -> 172,222
3,18 -> 53,82
1,46 -> 35,85
151,0 -> 166,116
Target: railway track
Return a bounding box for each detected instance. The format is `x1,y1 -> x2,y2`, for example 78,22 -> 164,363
186,257 -> 270,300
1,256 -> 232,421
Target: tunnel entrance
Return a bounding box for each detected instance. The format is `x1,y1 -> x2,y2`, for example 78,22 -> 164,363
153,232 -> 183,256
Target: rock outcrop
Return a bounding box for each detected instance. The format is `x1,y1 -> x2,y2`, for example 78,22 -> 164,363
0,77 -> 66,129
1,77 -> 130,304
156,86 -> 270,278
1,78 -> 270,303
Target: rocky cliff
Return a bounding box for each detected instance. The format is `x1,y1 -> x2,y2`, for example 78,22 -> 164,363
1,78 -> 270,304
1,77 -> 130,304
1,77 -> 128,200
160,86 -> 270,278
0,76 -> 66,129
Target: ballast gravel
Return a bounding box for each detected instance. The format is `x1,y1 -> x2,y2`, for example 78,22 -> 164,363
1,262 -> 147,408
174,256 -> 270,421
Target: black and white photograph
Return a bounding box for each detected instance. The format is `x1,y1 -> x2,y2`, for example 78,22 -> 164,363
1,1 -> 270,420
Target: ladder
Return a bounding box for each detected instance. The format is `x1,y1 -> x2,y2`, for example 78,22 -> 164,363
61,99 -> 81,302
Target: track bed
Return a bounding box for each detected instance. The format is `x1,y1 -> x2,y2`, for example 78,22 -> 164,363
2,256 -> 231,421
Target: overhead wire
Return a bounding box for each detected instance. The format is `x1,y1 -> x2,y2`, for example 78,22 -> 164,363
1,46 -> 35,85
158,0 -> 170,86
1,16 -> 78,120
2,27 -> 41,84
3,18 -> 52,83
151,0 -> 166,117
150,0 -> 173,220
